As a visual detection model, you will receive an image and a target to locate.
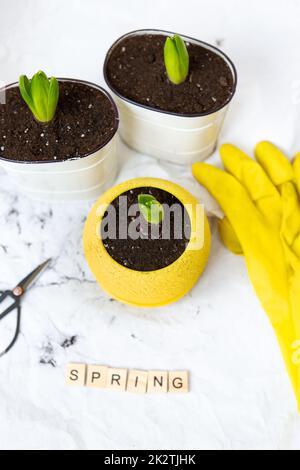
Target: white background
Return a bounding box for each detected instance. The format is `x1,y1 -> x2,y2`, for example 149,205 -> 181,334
0,0 -> 300,450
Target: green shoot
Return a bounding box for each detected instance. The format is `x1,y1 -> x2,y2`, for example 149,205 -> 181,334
138,194 -> 164,225
19,71 -> 59,123
164,34 -> 189,85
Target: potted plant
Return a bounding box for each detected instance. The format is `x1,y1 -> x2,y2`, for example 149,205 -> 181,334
0,71 -> 119,201
104,29 -> 237,165
83,177 -> 211,307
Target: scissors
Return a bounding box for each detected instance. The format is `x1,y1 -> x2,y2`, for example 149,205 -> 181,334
0,259 -> 52,358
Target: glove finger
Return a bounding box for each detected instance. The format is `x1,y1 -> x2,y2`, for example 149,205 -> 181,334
255,141 -> 294,187
192,162 -> 276,256
281,182 -> 300,248
220,144 -> 281,228
218,217 -> 243,255
192,162 -> 260,235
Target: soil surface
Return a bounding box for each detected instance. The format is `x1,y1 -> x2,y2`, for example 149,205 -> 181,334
101,187 -> 191,271
105,33 -> 235,115
0,81 -> 117,162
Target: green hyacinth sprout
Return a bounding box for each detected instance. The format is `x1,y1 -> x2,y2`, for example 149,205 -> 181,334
19,71 -> 59,123
138,194 -> 165,225
164,34 -> 189,85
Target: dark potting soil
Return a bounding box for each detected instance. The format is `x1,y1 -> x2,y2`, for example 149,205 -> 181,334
0,81 -> 117,162
101,187 -> 191,271
105,34 -> 235,115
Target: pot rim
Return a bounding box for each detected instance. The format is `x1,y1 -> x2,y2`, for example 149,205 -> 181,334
93,177 -> 205,274
103,28 -> 238,119
0,78 -> 119,165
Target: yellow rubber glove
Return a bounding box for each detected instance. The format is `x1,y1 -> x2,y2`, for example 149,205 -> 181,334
193,141 -> 300,410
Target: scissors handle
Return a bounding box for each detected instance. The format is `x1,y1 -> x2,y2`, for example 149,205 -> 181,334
0,304 -> 21,358
0,291 -> 20,321
0,290 -> 22,358
0,259 -> 51,359
0,290 -> 11,302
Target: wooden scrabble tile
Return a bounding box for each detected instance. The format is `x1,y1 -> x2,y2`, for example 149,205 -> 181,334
66,363 -> 86,387
168,371 -> 189,393
86,365 -> 108,389
147,370 -> 168,393
127,370 -> 148,394
107,368 -> 128,391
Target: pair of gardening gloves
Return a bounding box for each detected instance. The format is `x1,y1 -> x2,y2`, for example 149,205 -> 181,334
193,141 -> 300,411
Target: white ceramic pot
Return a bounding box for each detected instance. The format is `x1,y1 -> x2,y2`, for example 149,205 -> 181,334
104,29 -> 237,165
0,79 -> 119,202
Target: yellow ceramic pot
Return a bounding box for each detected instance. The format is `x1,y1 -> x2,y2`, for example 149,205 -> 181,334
83,178 -> 211,307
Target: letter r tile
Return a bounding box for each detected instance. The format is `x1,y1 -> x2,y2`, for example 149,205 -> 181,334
107,368 -> 128,391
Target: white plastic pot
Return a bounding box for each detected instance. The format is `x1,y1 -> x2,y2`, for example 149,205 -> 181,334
0,79 -> 119,202
104,29 -> 237,165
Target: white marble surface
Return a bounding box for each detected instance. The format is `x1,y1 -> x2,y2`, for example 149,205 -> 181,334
0,0 -> 300,450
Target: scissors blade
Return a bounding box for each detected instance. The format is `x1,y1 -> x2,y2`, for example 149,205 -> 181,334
14,259 -> 52,293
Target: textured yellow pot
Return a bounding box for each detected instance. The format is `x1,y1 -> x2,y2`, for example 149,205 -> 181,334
83,178 -> 211,307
